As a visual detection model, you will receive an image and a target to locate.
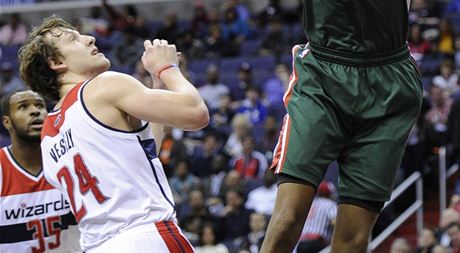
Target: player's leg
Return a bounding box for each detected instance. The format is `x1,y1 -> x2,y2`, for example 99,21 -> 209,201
330,203 -> 379,253
261,44 -> 348,253
329,55 -> 423,253
260,179 -> 316,253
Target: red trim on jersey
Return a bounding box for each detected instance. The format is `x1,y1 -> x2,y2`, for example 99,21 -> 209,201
282,45 -> 304,107
0,149 -> 54,196
155,221 -> 194,253
271,45 -> 306,174
270,115 -> 291,173
41,82 -> 85,140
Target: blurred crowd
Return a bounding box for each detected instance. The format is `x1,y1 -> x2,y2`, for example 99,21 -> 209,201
1,0 -> 460,252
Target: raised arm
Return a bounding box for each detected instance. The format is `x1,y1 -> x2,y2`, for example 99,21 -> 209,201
88,39 -> 209,131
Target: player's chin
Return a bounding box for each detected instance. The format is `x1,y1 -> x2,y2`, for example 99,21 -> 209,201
25,133 -> 41,143
102,58 -> 111,70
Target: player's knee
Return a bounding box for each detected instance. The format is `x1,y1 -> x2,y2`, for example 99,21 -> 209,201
335,231 -> 369,251
272,209 -> 303,231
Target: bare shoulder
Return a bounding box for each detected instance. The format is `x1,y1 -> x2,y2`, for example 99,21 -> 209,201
90,71 -> 140,89
85,71 -> 144,102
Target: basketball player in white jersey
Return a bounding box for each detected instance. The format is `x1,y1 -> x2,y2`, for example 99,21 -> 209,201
18,16 -> 208,253
0,90 -> 81,252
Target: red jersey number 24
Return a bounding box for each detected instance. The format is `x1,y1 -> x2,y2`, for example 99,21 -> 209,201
57,153 -> 108,222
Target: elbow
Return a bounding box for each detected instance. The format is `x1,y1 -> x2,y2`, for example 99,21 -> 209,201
186,104 -> 209,131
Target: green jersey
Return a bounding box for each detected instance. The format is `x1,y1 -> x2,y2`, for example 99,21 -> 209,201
302,0 -> 409,54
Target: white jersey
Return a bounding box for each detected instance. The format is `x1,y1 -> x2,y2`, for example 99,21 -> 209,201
40,81 -> 176,251
0,147 -> 81,253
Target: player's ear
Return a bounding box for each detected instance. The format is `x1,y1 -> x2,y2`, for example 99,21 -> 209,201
47,57 -> 67,73
2,116 -> 11,132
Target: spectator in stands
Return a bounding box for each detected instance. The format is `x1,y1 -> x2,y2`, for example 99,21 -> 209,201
262,63 -> 289,119
179,189 -> 210,222
154,11 -> 183,44
0,62 -> 25,97
390,238 -> 413,253
219,189 -> 253,244
438,208 -> 460,247
228,62 -> 255,102
191,132 -> 222,178
195,223 -> 230,253
256,0 -> 287,27
0,13 -> 27,46
176,30 -> 205,59
180,190 -> 221,248
297,181 -> 337,253
245,172 -> 277,215
110,25 -> 143,74
437,18 -> 455,57
198,64 -> 230,110
426,84 -> 452,142
230,134 -> 268,180
169,159 -> 201,206
159,126 -> 189,174
102,0 -> 148,37
191,1 -> 209,39
237,86 -> 268,126
259,16 -> 288,57
204,23 -> 227,58
408,0 -> 433,24
259,114 -> 280,156
201,153 -> 230,198
217,170 -> 246,201
222,0 -> 251,22
237,212 -> 268,253
408,24 -> 432,62
209,94 -> 235,136
221,7 -> 250,56
90,22 -> 122,56
79,6 -> 109,36
447,222 -> 460,253
224,113 -> 253,157
416,228 -> 439,253
432,59 -> 459,95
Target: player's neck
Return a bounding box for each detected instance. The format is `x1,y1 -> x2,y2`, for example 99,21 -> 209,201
10,141 -> 42,176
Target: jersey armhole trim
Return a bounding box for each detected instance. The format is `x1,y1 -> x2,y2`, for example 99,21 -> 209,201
79,80 -> 149,134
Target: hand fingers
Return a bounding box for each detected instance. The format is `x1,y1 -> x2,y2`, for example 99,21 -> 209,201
152,39 -> 161,46
143,40 -> 152,49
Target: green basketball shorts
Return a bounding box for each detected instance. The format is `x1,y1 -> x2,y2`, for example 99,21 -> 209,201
271,43 -> 423,202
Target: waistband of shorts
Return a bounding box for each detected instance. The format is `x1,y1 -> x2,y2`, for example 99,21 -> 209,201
308,43 -> 410,67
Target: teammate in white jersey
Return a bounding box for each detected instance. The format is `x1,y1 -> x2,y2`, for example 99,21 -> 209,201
18,16 -> 208,253
0,90 -> 81,253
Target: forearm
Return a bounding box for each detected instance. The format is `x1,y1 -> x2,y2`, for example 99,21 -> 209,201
159,67 -> 202,105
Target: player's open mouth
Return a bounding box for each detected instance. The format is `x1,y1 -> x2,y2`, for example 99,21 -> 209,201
30,119 -> 44,129
91,48 -> 99,55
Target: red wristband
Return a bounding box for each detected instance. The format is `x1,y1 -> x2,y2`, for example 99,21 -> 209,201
155,63 -> 178,79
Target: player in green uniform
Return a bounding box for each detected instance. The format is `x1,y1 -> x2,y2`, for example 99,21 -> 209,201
260,1 -> 422,253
